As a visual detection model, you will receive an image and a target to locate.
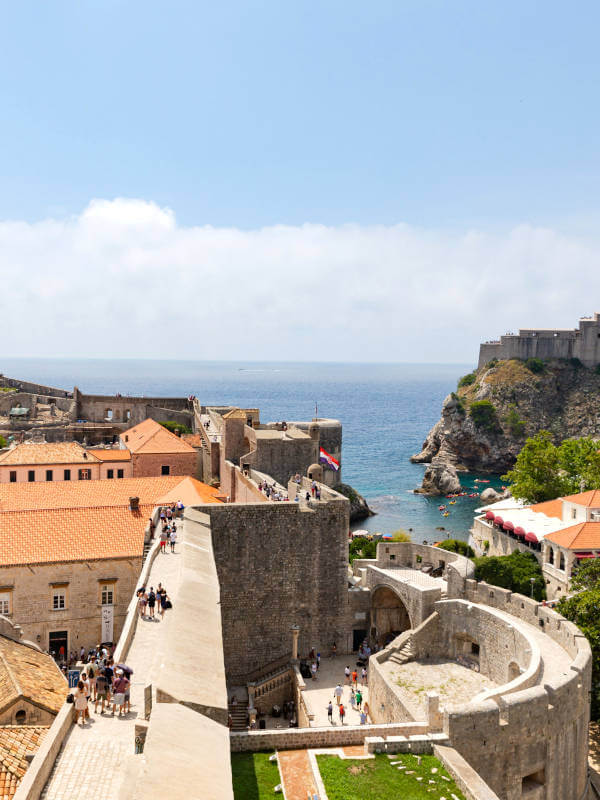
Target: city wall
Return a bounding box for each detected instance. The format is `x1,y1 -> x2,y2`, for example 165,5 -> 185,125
193,494 -> 350,684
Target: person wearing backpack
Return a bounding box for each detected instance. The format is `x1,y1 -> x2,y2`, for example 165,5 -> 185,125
147,587 -> 156,618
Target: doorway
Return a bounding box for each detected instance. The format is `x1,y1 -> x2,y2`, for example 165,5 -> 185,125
49,630 -> 68,663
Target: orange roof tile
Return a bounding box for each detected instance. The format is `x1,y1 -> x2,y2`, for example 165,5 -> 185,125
120,418 -> 196,455
155,476 -> 222,506
529,499 -> 563,519
559,490 -> 600,507
545,522 -> 600,550
182,434 -> 204,448
0,637 -> 66,715
0,476 -> 213,513
0,505 -> 153,566
0,726 -> 48,799
0,442 -> 100,466
87,449 -> 132,462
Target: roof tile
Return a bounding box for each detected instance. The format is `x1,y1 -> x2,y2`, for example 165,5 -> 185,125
120,419 -> 196,455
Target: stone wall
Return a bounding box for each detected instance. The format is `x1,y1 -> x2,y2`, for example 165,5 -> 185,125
130,451 -> 198,478
194,495 -> 350,684
75,391 -> 192,427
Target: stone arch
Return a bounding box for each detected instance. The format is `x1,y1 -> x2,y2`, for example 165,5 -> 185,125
370,585 -> 412,647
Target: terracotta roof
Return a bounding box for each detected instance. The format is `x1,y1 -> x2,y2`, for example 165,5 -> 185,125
222,409 -> 247,420
0,505 -> 153,566
182,434 -> 204,448
0,476 -> 213,513
87,449 -> 131,462
120,418 -> 196,454
545,522 -> 600,550
529,499 -> 563,519
155,476 -> 222,506
0,726 -> 48,799
0,442 -> 100,467
560,490 -> 600,507
0,637 -> 66,715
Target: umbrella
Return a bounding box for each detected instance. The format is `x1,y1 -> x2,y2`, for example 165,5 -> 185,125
117,663 -> 134,676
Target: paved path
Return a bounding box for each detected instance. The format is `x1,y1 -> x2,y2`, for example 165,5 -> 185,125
42,546 -> 182,799
302,657 -> 370,727
278,750 -> 316,800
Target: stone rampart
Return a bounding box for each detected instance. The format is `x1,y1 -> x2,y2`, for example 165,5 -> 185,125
193,495 -> 350,684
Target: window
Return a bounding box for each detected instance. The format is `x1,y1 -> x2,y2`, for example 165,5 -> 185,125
471,642 -> 480,656
46,469 -> 53,482
107,469 -> 114,479
161,465 -> 170,475
9,471 -> 16,483
125,409 -> 131,421
0,591 -> 12,615
100,582 -> 116,605
105,408 -> 113,420
64,469 -> 71,481
78,469 -> 91,480
51,585 -> 67,610
117,469 -> 124,479
28,470 -> 35,482
15,710 -> 26,725
572,508 -> 577,519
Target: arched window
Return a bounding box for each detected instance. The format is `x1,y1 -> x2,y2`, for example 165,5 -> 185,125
559,552 -> 566,570
105,409 -> 113,421
548,549 -> 554,565
15,710 -> 26,725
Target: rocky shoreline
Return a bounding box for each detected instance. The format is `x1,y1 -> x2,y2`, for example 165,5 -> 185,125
412,358 -> 600,495
334,482 -> 375,522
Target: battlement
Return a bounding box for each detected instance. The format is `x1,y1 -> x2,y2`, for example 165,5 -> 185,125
478,312 -> 600,368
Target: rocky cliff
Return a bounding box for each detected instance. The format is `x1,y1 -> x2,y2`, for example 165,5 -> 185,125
412,358 -> 600,494
334,483 -> 375,522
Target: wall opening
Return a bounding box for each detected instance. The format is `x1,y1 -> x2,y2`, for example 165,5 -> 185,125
370,586 -> 411,647
508,660 -> 520,681
15,710 -> 26,725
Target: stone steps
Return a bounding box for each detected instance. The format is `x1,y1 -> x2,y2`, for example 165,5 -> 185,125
228,704 -> 248,731
389,637 -> 416,666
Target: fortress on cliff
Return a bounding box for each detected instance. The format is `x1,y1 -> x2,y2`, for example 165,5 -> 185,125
478,311 -> 600,369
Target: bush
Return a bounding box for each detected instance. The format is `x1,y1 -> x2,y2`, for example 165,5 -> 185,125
436,539 -> 475,558
457,372 -> 476,389
485,358 -> 499,369
390,529 -> 411,542
0,435 -> 6,448
524,357 -> 545,374
483,540 -> 490,551
334,483 -> 359,503
474,550 -> 546,601
349,537 -> 376,564
505,404 -> 526,438
469,400 -> 500,432
159,420 -> 192,435
450,392 -> 466,415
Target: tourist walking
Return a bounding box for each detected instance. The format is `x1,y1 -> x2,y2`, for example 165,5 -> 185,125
147,587 -> 156,618
86,660 -> 97,702
170,526 -> 177,552
327,701 -> 333,723
74,680 -> 88,726
339,703 -> 345,725
138,589 -> 147,618
95,668 -> 108,714
352,669 -> 358,688
356,689 -> 363,710
334,683 -> 343,705
160,528 -> 168,553
360,710 -> 367,725
350,688 -> 356,710
344,665 -> 351,684
361,667 -> 367,685
311,662 -> 317,680
111,670 -> 129,717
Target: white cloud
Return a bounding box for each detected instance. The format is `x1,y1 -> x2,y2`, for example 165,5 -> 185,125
1,199 -> 599,362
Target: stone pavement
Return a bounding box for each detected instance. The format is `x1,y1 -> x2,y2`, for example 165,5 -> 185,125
278,750 -> 316,800
302,657 -> 370,727
41,545 -> 182,799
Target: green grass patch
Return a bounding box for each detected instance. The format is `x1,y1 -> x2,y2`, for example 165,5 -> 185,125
231,752 -> 281,800
317,753 -> 466,800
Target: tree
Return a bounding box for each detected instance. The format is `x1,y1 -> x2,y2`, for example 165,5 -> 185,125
503,431 -> 600,503
437,539 -> 475,558
569,559 -> 600,593
349,537 -> 376,564
0,435 -> 6,449
502,431 -> 564,503
469,400 -> 501,432
558,588 -> 600,719
457,372 -> 476,388
160,420 -> 192,435
473,550 -> 546,601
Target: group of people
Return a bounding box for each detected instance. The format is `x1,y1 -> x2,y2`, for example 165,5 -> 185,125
137,581 -> 172,619
71,650 -> 133,725
329,665 -> 369,725
257,481 -> 288,502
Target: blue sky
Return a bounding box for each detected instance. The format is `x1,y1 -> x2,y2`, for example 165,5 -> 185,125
2,1 -> 599,229
1,2 -> 600,360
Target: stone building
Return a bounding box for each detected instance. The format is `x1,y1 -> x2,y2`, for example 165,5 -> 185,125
478,311 -> 600,368
0,442 -> 103,484
119,418 -> 199,478
472,489 -> 600,597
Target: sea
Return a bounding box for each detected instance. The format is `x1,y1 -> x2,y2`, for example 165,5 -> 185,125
2,358 -> 505,543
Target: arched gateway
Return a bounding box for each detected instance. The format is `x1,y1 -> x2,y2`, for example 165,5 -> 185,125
370,585 -> 412,646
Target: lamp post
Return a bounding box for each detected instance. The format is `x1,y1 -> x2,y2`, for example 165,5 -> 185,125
291,624 -> 300,662
530,577 -> 536,598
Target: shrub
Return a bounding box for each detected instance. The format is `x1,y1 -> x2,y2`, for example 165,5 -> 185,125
485,358 -> 499,369
159,420 -> 192,435
469,400 -> 500,432
334,483 -> 359,503
595,364 -> 600,375
390,529 -> 411,542
349,537 -> 376,564
0,435 -> 6,448
483,540 -> 490,551
505,404 -> 526,438
457,372 -> 476,389
436,539 -> 475,558
474,550 -> 546,601
450,392 -> 466,415
524,357 -> 545,374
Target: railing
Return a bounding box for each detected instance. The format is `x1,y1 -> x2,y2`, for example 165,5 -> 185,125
252,666 -> 292,701
245,653 -> 291,684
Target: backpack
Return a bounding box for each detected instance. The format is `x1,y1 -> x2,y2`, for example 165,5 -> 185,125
148,591 -> 156,603
87,664 -> 95,678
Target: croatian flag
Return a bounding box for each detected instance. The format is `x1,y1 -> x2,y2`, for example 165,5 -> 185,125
319,447 -> 340,471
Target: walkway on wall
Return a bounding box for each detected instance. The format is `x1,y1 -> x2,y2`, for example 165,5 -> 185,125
41,546 -> 182,800
302,657 -> 370,727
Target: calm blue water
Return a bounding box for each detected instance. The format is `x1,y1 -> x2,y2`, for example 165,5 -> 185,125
2,358 -> 503,542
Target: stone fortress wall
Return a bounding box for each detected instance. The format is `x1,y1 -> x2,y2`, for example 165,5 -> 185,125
359,543 -> 591,800
478,311 -> 600,368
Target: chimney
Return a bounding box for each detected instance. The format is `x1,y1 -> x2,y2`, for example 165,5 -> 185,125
129,496 -> 140,511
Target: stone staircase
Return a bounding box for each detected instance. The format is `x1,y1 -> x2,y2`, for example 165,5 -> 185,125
228,702 -> 248,731
388,634 -> 416,666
